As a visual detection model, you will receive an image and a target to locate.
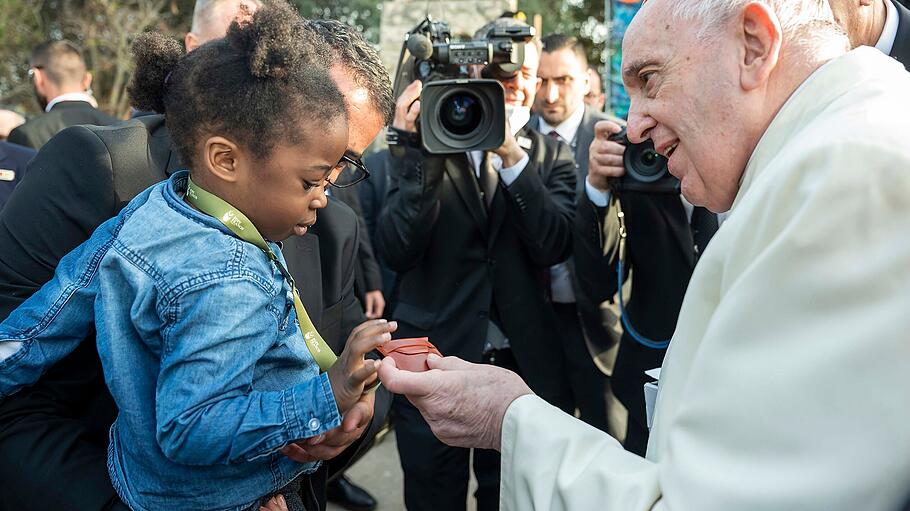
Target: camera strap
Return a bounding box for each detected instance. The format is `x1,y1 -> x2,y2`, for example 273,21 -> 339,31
185,177 -> 338,371
611,195 -> 672,350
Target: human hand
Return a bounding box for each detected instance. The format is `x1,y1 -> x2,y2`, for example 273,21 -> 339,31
259,494 -> 288,511
280,390 -> 374,462
491,123 -> 527,169
328,319 -> 396,415
588,120 -> 626,192
393,80 -> 422,133
378,355 -> 532,451
364,290 -> 385,319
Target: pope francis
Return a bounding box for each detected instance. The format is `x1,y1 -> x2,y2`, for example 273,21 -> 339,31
378,0 -> 910,510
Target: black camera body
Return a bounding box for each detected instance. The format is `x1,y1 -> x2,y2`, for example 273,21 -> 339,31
391,17 -> 534,154
608,127 -> 680,194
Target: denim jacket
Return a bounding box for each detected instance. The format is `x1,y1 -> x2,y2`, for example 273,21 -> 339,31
0,171 -> 341,511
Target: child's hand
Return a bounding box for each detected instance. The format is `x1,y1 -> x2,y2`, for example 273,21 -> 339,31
280,390 -> 375,463
259,494 -> 288,511
328,319 -> 396,414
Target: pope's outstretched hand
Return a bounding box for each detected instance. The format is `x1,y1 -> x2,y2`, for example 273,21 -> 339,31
378,354 -> 532,451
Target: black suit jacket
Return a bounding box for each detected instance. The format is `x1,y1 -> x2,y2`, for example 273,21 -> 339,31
531,106 -> 622,357
0,115 -> 371,510
328,186 -> 383,301
574,191 -> 695,439
359,149 -> 398,302
892,0 -> 910,70
0,141 -> 36,211
377,125 -> 577,404
6,100 -> 119,149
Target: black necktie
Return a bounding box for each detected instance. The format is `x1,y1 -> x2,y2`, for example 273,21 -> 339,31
691,206 -> 719,259
547,130 -> 562,142
479,152 -> 498,209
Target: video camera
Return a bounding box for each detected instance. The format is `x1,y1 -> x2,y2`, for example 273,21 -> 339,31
608,127 -> 679,194
391,16 -> 535,154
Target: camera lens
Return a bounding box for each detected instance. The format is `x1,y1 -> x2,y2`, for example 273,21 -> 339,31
624,142 -> 668,183
637,148 -> 663,176
440,92 -> 483,136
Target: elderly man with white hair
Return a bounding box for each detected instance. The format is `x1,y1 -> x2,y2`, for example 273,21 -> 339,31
378,1 -> 910,509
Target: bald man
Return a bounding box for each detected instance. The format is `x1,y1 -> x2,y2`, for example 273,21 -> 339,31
0,109 -> 25,140
830,0 -> 910,68
184,0 -> 263,51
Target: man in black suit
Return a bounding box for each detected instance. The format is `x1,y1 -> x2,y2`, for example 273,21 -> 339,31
328,185 -> 387,320
0,141 -> 36,210
531,33 -> 614,434
829,0 -> 910,70
0,19 -> 395,511
377,18 -> 576,511
360,149 -> 398,309
8,40 -> 118,149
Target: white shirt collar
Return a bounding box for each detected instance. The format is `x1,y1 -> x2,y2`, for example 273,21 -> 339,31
875,0 -> 899,55
45,92 -> 97,113
538,103 -> 586,144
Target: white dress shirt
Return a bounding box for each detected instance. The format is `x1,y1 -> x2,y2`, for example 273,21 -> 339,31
467,148 -> 528,353
467,150 -> 529,186
538,104 -> 587,303
538,102 -> 586,149
44,92 -> 98,113
876,0 -> 899,55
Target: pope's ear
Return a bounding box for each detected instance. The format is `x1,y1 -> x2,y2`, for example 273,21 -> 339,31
739,1 -> 782,90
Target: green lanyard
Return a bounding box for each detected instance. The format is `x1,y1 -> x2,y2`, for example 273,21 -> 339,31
185,176 -> 337,371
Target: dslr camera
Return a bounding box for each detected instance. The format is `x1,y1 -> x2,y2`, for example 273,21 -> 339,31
608,127 -> 679,194
391,16 -> 534,154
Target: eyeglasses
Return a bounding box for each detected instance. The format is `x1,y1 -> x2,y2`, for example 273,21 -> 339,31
327,153 -> 370,188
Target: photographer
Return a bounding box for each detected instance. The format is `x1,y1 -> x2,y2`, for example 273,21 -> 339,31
376,17 -> 577,511
574,120 -> 724,456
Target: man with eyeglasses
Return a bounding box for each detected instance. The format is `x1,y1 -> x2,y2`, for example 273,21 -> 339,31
8,40 -> 118,149
0,13 -> 394,511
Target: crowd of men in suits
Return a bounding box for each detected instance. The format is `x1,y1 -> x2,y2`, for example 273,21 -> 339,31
0,0 -> 908,510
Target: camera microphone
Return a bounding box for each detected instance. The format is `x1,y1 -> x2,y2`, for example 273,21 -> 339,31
407,33 -> 433,60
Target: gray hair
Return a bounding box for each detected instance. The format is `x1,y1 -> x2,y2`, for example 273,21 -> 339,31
305,19 -> 395,126
669,0 -> 848,53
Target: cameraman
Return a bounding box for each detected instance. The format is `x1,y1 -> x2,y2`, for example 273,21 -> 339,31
376,17 -> 577,511
574,120 -> 723,456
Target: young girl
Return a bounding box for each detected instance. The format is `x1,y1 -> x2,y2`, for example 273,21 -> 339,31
0,3 -> 389,510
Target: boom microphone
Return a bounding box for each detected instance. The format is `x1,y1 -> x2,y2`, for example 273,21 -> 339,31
407,33 -> 433,60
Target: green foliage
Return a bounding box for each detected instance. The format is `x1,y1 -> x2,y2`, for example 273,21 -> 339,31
518,0 -> 608,69
0,0 -> 611,117
0,0 -> 193,117
292,0 -> 383,43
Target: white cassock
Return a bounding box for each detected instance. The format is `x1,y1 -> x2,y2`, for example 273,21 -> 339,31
500,46 -> 910,511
